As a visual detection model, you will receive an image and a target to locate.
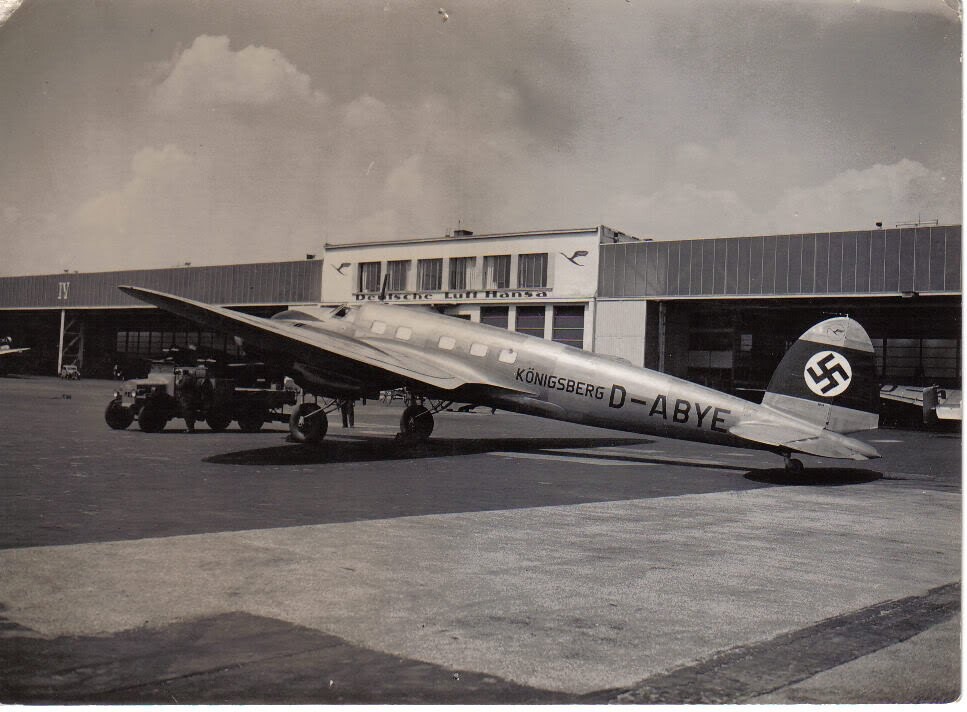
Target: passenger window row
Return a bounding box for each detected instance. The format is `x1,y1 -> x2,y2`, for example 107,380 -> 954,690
368,319 -> 517,363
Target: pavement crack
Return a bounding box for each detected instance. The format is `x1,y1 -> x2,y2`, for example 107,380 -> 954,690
590,581 -> 960,705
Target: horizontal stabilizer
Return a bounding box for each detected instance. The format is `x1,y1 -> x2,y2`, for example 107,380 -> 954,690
730,421 -> 880,460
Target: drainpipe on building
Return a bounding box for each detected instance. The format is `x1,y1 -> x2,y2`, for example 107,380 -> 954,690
658,301 -> 667,374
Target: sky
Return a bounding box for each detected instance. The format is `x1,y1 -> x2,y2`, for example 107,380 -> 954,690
0,0 -> 961,276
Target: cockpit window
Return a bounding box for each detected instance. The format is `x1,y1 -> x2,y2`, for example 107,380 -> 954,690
331,306 -> 349,319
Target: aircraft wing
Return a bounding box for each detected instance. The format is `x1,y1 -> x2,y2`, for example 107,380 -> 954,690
0,347 -> 29,357
117,286 -> 532,396
730,420 -> 880,460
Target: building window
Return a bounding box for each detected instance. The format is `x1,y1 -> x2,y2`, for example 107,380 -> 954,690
358,262 -> 381,293
876,338 -> 961,380
483,255 -> 511,289
517,253 -> 548,288
552,305 -> 585,349
480,306 -> 509,329
449,256 -> 476,290
417,259 -> 442,291
515,306 -> 545,339
386,260 -> 410,291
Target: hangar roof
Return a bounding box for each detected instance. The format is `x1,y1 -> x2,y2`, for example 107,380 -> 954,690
1,225 -> 960,310
598,225 -> 961,299
0,259 -> 323,310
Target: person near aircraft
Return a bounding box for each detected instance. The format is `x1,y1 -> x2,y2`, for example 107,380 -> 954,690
340,398 -> 355,428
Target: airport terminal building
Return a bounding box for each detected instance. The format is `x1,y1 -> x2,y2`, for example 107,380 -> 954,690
0,224 -> 960,396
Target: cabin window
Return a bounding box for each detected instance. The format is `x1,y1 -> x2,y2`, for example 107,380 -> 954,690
517,253 -> 548,288
498,348 -> 517,364
483,255 -> 511,289
395,326 -> 412,340
470,343 -> 488,357
448,256 -> 476,290
358,262 -> 381,293
371,321 -> 387,334
438,335 -> 456,350
386,260 -> 410,291
418,259 -> 443,291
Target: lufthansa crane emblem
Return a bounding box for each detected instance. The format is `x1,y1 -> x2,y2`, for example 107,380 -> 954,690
804,351 -> 852,397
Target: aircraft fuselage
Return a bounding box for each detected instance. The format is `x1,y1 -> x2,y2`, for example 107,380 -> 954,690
282,301 -> 763,450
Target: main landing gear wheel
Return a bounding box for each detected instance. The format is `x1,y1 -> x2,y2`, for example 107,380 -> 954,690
105,401 -> 134,430
399,405 -> 434,443
783,454 -> 805,473
289,402 -> 328,444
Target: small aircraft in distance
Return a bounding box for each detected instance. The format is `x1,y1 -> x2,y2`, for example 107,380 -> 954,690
0,336 -> 29,375
118,286 -> 880,472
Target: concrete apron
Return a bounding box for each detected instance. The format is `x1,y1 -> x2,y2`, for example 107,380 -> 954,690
0,485 -> 959,694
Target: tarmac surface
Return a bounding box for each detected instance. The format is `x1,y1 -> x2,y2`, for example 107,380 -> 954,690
0,376 -> 960,704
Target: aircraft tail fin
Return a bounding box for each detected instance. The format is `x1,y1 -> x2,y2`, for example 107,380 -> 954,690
762,317 -> 879,434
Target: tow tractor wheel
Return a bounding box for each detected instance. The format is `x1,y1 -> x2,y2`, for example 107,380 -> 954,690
206,409 -> 233,432
237,408 -> 265,433
138,402 -> 167,433
105,401 -> 134,430
400,405 -> 434,442
289,402 -> 327,443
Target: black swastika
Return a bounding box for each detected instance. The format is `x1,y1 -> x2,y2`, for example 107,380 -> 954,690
806,353 -> 850,394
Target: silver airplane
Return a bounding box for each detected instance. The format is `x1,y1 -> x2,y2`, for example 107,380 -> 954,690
0,338 -> 29,375
119,286 -> 880,471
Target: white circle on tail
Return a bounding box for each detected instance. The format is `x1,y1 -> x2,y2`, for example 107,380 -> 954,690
804,350 -> 852,397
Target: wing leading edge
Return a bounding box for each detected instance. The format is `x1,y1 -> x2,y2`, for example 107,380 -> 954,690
117,286 -> 533,397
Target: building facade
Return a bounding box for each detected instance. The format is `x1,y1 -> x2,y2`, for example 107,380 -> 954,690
0,225 -> 960,396
321,226 -> 639,350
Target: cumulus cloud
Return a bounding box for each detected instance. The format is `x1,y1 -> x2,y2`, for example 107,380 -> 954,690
5,6 -> 957,277
606,159 -> 960,239
151,35 -> 326,112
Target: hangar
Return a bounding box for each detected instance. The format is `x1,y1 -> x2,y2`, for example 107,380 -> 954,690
595,225 -> 962,395
0,224 -> 960,397
0,260 -> 323,378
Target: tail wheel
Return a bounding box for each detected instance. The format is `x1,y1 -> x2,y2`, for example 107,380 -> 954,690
138,402 -> 167,433
289,402 -> 327,443
400,405 -> 434,442
105,402 -> 134,430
